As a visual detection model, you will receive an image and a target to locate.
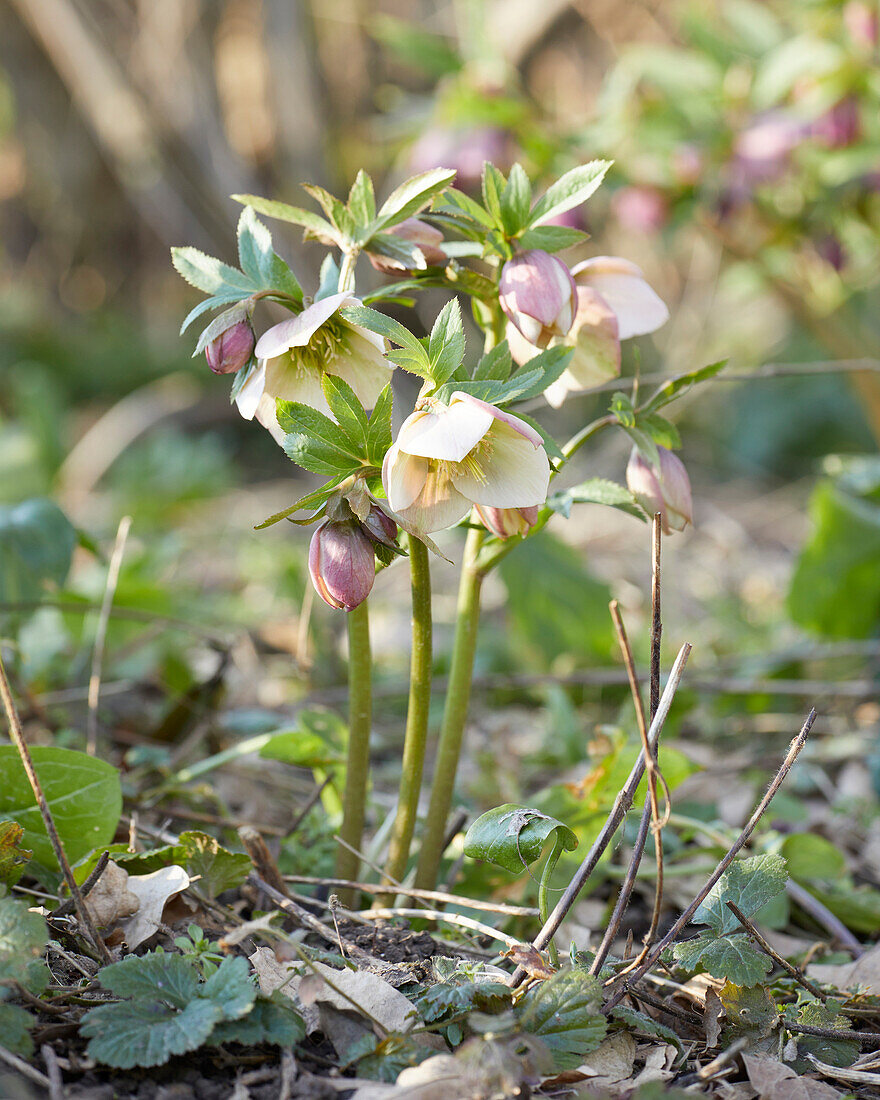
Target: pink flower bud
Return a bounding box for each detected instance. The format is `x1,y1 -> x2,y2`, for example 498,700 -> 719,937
611,186 -> 669,234
811,97 -> 861,149
475,505 -> 538,540
626,446 -> 693,535
308,519 -> 376,611
361,504 -> 398,547
845,1 -> 878,48
367,218 -> 446,275
205,320 -> 255,375
499,250 -> 577,348
407,127 -> 513,191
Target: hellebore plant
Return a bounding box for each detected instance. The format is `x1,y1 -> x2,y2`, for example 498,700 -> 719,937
173,158 -> 712,896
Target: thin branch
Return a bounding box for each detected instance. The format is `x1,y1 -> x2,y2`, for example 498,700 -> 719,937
650,515 -> 662,720
0,651 -> 112,963
511,642 -> 692,987
604,708 -> 817,1011
786,878 -> 864,957
87,515 -> 132,754
0,1044 -> 51,1090
591,798 -> 652,977
52,850 -> 110,918
789,1022 -> 880,1047
360,907 -> 523,950
282,875 -> 539,916
288,774 -> 334,836
239,826 -> 288,898
726,900 -> 827,1000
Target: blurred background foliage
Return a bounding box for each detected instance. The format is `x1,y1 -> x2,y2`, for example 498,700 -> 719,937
1,0 -> 879,863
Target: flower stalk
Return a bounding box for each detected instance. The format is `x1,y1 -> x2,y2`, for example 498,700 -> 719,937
380,536 -> 433,899
539,832 -> 567,967
335,599 -> 372,905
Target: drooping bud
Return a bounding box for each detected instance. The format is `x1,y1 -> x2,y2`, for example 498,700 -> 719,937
475,505 -> 538,540
367,218 -> 446,275
361,504 -> 398,547
205,320 -> 255,375
308,519 -> 376,611
626,446 -> 693,535
499,250 -> 577,348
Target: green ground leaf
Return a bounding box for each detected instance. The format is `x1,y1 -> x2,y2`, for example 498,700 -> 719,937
515,967 -> 607,1070
201,956 -> 256,1018
695,854 -> 788,934
610,1005 -> 682,1051
0,895 -> 49,995
208,994 -> 305,1047
177,832 -> 252,899
97,951 -> 201,1006
781,833 -> 847,881
0,747 -> 122,872
0,1003 -> 37,1057
463,805 -> 577,874
0,498 -> 76,606
673,931 -> 771,986
82,997 -> 223,1069
787,998 -> 858,1070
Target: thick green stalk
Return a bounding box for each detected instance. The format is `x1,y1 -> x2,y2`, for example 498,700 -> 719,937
381,537 -> 433,898
539,833 -> 567,967
415,526 -> 485,890
335,599 -> 372,906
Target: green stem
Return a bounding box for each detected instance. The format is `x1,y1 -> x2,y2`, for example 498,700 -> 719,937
381,537 -> 433,898
539,833 -> 567,967
415,526 -> 485,890
338,248 -> 359,294
335,599 -> 372,906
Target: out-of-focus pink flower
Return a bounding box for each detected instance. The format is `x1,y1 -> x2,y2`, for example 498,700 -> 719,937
407,127 -> 513,191
205,319 -> 255,374
845,1 -> 879,49
612,186 -> 669,234
308,519 -> 377,611
236,292 -> 394,444
382,392 -> 550,534
811,97 -> 861,149
367,218 -> 446,274
626,446 -> 692,534
732,110 -> 810,186
540,206 -> 588,231
672,144 -> 703,187
816,234 -> 847,271
475,504 -> 538,539
499,250 -> 577,348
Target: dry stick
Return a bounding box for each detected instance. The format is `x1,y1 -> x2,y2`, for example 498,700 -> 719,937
789,1023 -> 880,1047
288,773 -> 334,837
281,875 -> 539,917
510,642 -> 692,988
52,849 -> 110,917
361,907 -> 523,950
604,708 -> 818,1012
239,826 -> 288,898
0,1044 -> 52,1090
0,652 -> 112,964
786,878 -> 864,958
41,1043 -> 64,1100
86,514 -> 132,755
726,900 -> 827,1001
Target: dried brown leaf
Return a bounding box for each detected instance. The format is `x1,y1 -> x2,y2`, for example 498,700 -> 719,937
743,1054 -> 844,1100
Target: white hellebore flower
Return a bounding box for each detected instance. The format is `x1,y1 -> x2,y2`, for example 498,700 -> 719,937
235,292 -> 394,444
506,256 -> 669,409
383,393 -> 550,534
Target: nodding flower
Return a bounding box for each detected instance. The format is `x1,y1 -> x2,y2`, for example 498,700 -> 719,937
626,446 -> 693,534
499,250 -> 578,349
367,218 -> 446,275
475,505 -> 539,540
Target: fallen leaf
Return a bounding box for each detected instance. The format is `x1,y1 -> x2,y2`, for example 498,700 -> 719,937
503,944 -> 555,980
120,865 -> 190,950
576,1030 -> 637,1083
85,861 -> 140,929
631,1042 -> 676,1087
350,1054 -> 467,1099
809,942 -> 880,994
743,1054 -> 844,1100
704,985 -> 724,1048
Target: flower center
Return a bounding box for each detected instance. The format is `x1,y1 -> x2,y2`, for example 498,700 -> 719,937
439,432 -> 495,484
293,321 -> 346,374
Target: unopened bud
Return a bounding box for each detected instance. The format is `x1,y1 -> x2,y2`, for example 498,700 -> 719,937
368,218 -> 446,275
626,446 -> 692,534
361,504 -> 398,547
205,320 -> 255,374
308,519 -> 376,611
475,505 -> 538,540
499,250 -> 577,348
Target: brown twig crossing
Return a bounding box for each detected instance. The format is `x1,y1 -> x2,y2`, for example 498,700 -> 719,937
0,651 -> 112,964
726,899 -> 827,1001
604,708 -> 818,1012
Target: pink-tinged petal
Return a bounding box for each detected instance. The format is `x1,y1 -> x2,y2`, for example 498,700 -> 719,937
397,400 -> 493,462
505,321 -> 541,367
544,370 -> 579,409
396,467 -> 472,534
254,394 -> 289,445
499,250 -> 577,330
571,257 -> 668,340
450,423 -> 549,508
383,442 -> 429,512
475,505 -> 538,539
328,330 -> 394,409
234,362 -> 266,420
309,519 -> 375,611
254,292 -> 349,359
450,392 -> 543,448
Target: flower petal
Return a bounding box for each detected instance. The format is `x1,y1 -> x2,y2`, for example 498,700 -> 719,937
328,330 -> 395,409
254,292 -> 349,359
397,400 -> 493,462
383,442 -> 428,512
450,422 -> 549,507
234,362 -> 266,420
450,392 -> 544,448
505,321 -> 541,367
572,257 -> 669,340
397,467 -> 472,533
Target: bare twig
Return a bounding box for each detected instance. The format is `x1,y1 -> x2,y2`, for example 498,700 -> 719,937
41,1043 -> 63,1100
288,774 -> 334,836
52,850 -> 110,918
786,878 -> 864,957
281,875 -> 539,916
360,907 -> 523,950
726,900 -> 827,1000
604,709 -> 817,1011
789,1022 -> 880,1047
590,799 -> 652,976
0,651 -> 112,963
511,642 -> 692,987
650,515 -> 662,719
238,826 -> 288,898
87,515 -> 132,754
0,1043 -> 51,1090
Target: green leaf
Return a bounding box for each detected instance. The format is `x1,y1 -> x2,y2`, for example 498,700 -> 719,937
610,1005 -> 682,1051
518,225 -> 590,252
82,996 -> 223,1069
417,961 -> 511,1022
481,163 -> 506,228
720,981 -> 777,1044
366,384 -> 394,464
432,188 -> 496,229
192,300 -> 251,358
528,161 -> 612,227
515,967 -> 607,1070
0,820 -> 30,888
201,956 -> 257,1019
640,360 -> 727,415
0,747 -> 122,872
500,163 -> 532,236
473,341 -> 512,382
781,834 -> 847,881
609,391 -> 636,428
639,413 -> 681,451
348,169 -> 376,228
170,247 -> 255,296
322,375 -> 369,450
231,194 -> 341,244
236,207 -> 302,301
177,832 -> 251,899
673,931 -> 772,986
278,401 -> 366,476
428,299 -> 466,385
502,346 -> 573,403
209,993 -> 305,1047
370,16 -> 461,78
340,305 -> 432,380
463,805 -> 577,875
548,478 -> 646,521
366,232 -> 428,270
253,477 -> 348,529
301,183 -> 356,238
0,498 -> 76,606
694,854 -> 788,935
787,999 -> 858,1070
0,894 -> 48,995
97,952 -> 200,1007
0,1003 -> 37,1056
374,169 -> 458,232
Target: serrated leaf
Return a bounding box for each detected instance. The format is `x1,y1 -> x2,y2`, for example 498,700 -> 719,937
519,225 -> 590,252
720,981 -> 777,1044
367,231 -> 428,270
500,163 -> 532,236
0,895 -> 48,995
82,996 -> 223,1069
348,169 -> 376,228
640,360 -> 727,414
0,821 -> 30,888
322,375 -> 369,449
254,477 -> 347,529
463,804 -> 577,875
673,931 -> 772,986
481,163 -> 506,228
301,183 -> 356,238
278,401 -> 366,476
548,478 -> 646,521
610,1005 -> 683,1051
473,341 -> 512,382
0,747 -> 122,873
209,994 -> 305,1047
177,831 -> 251,899
340,305 -> 431,379
366,384 -> 393,464
171,247 -> 256,296
788,999 -> 858,1070
428,299 -> 466,385
231,194 -> 341,244
528,161 -> 612,227
201,956 -> 257,1019
98,952 -> 197,1005
192,300 -> 251,358
432,187 -> 496,228
695,854 -> 788,935
374,168 -> 458,231
237,208 -> 302,302
503,346 -> 573,403
417,972 -> 511,1022
515,967 -> 607,1069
